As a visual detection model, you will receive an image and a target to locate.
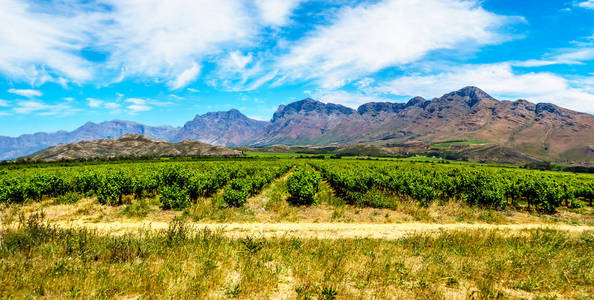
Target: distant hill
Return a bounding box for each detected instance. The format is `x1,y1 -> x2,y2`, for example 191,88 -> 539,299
3,86 -> 593,164
26,134 -> 240,161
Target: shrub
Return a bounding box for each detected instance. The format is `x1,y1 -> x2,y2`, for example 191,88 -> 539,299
287,168 -> 321,205
223,178 -> 251,207
54,192 -> 83,205
159,185 -> 190,210
96,172 -> 133,205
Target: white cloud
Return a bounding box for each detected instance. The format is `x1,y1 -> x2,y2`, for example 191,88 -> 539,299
187,88 -> 199,93
0,0 -> 95,84
274,0 -> 516,89
378,63 -> 594,113
167,63 -> 200,90
213,51 -> 268,90
14,101 -> 49,114
85,97 -> 170,114
13,100 -> 73,115
253,0 -> 304,26
509,32 -> 594,66
125,98 -> 152,113
222,51 -> 254,72
126,98 -> 145,105
98,0 -> 258,87
511,59 -> 567,67
577,1 -> 594,9
7,88 -> 42,97
103,102 -> 121,110
0,99 -> 9,107
86,97 -> 126,111
86,98 -> 103,108
63,97 -> 75,102
0,0 -> 306,87
554,48 -> 594,63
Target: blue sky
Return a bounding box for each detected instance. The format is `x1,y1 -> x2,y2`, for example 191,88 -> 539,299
1,0 -> 594,137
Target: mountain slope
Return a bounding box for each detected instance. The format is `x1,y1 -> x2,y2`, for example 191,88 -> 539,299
252,98 -> 363,145
27,134 -> 240,161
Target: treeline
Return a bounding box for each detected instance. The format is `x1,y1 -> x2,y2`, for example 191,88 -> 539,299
523,161 -> 594,174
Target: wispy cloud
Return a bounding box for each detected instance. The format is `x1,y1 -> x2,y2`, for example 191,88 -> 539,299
13,100 -> 74,115
85,96 -> 173,114
270,0 -> 518,89
96,0 -> 265,88
501,31 -> 594,69
103,102 -> 121,110
0,0 -> 305,88
125,98 -> 152,113
7,88 -> 42,97
86,97 -> 103,108
0,99 -> 9,107
576,1 -> 594,9
253,0 -> 305,26
167,63 -> 200,90
0,0 -> 95,84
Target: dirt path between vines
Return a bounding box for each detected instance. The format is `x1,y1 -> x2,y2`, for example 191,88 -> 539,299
32,220 -> 593,239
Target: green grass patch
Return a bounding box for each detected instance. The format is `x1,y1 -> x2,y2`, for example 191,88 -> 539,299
431,140 -> 488,149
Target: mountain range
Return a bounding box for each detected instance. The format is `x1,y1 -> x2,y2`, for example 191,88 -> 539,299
2,87 -> 593,163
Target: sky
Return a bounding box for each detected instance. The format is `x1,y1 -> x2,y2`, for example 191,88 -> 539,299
1,0 -> 594,137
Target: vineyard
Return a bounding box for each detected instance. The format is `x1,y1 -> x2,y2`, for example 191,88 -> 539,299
0,158 -> 593,213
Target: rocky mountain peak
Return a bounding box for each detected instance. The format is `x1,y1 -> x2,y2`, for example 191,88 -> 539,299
176,109 -> 266,146
272,98 -> 355,122
440,86 -> 495,107
453,86 -> 493,99
535,103 -> 565,117
406,96 -> 428,107
119,133 -> 157,142
357,102 -> 406,115
199,109 -> 248,121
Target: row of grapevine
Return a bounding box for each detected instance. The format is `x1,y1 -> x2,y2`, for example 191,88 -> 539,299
223,164 -> 293,207
311,160 -> 593,212
0,161 -> 293,210
1,158 -> 592,213
286,167 -> 321,205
